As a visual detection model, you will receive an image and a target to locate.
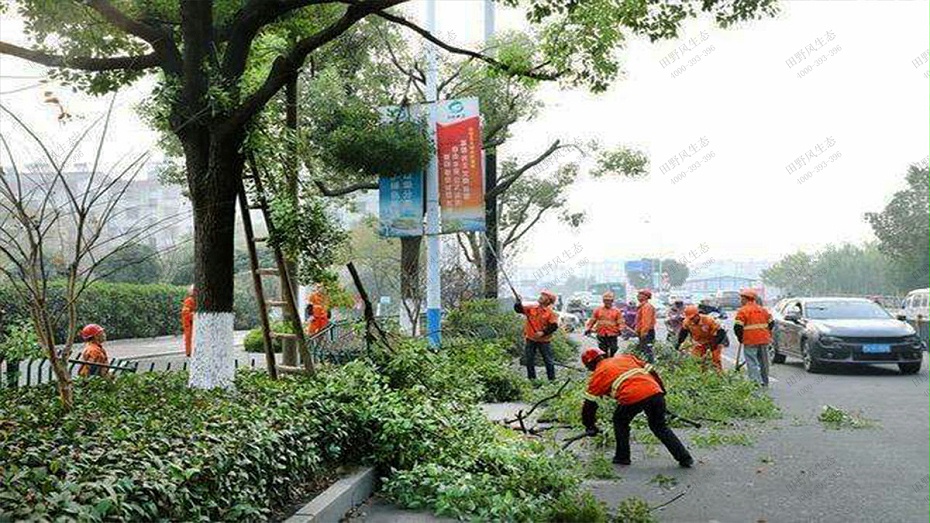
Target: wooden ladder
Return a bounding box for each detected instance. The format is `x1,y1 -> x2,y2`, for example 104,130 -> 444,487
236,156 -> 315,379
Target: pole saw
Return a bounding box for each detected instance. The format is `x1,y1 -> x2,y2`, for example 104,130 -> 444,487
482,235 -> 521,300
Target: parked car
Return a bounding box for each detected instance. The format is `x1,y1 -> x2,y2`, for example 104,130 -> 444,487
771,297 -> 924,374
901,288 -> 929,322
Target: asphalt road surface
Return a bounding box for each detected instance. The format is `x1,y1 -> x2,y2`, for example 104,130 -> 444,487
579,314 -> 930,523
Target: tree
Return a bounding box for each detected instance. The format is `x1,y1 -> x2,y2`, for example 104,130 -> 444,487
97,242 -> 161,284
625,258 -> 688,290
1,0 -> 778,388
760,251 -> 815,296
0,105 -> 168,409
865,163 -> 929,290
761,244 -> 899,297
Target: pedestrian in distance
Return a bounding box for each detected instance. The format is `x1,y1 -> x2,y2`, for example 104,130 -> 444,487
181,285 -> 196,357
580,347 -> 693,467
584,291 -> 630,357
676,304 -> 727,372
514,290 -> 560,382
77,324 -> 110,378
734,289 -> 775,387
634,289 -> 657,363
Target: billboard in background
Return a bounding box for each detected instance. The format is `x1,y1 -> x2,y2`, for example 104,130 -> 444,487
436,98 -> 484,234
378,104 -> 426,237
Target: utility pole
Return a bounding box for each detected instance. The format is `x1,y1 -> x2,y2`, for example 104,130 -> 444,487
424,0 -> 441,346
482,0 -> 500,300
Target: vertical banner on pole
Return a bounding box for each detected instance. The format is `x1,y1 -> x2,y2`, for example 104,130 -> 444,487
378,104 -> 426,237
436,98 -> 484,234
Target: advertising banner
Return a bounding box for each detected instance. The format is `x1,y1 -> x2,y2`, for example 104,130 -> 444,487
436,98 -> 484,233
378,104 -> 426,237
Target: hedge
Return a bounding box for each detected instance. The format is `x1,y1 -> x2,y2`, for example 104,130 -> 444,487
0,340 -> 607,522
0,281 -> 260,342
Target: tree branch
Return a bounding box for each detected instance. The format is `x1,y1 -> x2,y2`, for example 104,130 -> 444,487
0,41 -> 159,71
84,0 -> 181,71
489,140 -> 562,199
375,11 -> 560,82
314,179 -> 378,197
506,203 -> 554,248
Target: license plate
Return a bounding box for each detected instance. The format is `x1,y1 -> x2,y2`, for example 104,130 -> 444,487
862,344 -> 891,354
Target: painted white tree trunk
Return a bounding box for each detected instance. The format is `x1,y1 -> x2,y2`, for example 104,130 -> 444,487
188,312 -> 235,389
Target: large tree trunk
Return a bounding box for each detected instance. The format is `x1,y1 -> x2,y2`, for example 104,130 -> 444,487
400,236 -> 421,335
186,130 -> 241,389
483,152 -> 499,299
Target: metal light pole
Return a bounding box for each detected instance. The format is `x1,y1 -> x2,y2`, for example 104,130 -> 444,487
424,0 -> 441,346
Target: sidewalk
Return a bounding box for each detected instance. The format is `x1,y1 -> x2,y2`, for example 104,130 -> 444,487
105,331 -> 250,360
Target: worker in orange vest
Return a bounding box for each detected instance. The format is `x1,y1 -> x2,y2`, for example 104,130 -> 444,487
676,304 -> 726,372
585,291 -> 630,357
634,289 -> 657,363
734,289 -> 774,386
514,290 -> 560,381
78,324 -> 110,378
305,284 -> 331,335
181,285 -> 196,357
580,347 -> 693,467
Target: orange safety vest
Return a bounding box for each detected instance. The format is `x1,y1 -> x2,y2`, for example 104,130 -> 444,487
520,303 -> 558,342
586,306 -> 624,336
735,302 -> 773,345
306,291 -> 330,335
685,314 -> 721,347
584,354 -> 663,406
78,342 -> 110,378
635,302 -> 656,336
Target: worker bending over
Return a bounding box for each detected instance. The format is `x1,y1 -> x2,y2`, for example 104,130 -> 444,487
634,289 -> 657,363
676,305 -> 726,372
580,347 -> 693,467
78,324 -> 110,378
514,290 -> 560,381
181,285 -> 196,357
733,289 -> 774,386
584,291 -> 629,356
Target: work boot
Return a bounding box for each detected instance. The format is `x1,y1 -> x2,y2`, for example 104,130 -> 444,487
612,456 -> 631,465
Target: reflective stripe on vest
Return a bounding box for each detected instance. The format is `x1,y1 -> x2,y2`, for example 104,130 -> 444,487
744,323 -> 769,330
609,365 -> 653,397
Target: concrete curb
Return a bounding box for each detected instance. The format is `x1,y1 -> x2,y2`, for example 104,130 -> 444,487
285,466 -> 377,523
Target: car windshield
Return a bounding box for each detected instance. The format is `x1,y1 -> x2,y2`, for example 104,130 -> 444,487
805,301 -> 890,320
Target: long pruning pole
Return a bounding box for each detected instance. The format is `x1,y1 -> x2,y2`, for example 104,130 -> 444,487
482,235 -> 520,299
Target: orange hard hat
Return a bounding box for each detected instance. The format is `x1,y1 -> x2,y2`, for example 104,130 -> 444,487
739,288 -> 757,300
540,290 -> 557,302
581,347 -> 606,366
684,305 -> 699,318
80,323 -> 105,340
603,291 -> 615,300
638,289 -> 652,299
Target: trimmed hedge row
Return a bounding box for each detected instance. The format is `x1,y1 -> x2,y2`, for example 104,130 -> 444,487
0,281 -> 260,342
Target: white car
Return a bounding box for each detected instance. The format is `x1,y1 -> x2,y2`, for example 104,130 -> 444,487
902,288 -> 929,322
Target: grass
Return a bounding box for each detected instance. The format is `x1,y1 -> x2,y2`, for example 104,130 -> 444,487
690,430 -> 754,448
648,474 -> 678,490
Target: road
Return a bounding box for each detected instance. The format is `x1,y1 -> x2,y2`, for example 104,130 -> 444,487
581,312 -> 930,522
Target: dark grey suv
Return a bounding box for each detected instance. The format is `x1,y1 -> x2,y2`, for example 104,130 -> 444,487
771,297 -> 924,374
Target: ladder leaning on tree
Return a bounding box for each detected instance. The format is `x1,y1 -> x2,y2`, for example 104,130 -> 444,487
236,153 -> 315,379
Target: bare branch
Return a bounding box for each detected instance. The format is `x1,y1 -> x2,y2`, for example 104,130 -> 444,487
0,41 -> 159,71
489,140 -> 562,199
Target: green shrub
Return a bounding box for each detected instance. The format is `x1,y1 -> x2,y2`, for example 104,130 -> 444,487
0,281 -> 259,343
0,320 -> 43,361
242,321 -> 296,353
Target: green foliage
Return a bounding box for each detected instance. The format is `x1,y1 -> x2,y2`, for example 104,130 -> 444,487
690,431 -> 754,448
242,321 -> 296,354
762,243 -> 901,296
0,320 -> 43,361
818,405 -> 878,430
267,192 -> 347,286
96,242 -> 162,284
865,163 -> 929,290
0,281 -> 258,343
444,299 -> 523,352
613,497 -> 657,523
584,454 -> 620,480
649,474 -> 678,490
592,146 -> 650,179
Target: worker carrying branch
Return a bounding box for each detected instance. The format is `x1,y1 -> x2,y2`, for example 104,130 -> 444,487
634,289 -> 657,363
78,324 -> 110,378
676,304 -> 727,372
733,289 -> 774,386
514,290 -> 560,381
584,291 -> 631,357
580,347 -> 693,467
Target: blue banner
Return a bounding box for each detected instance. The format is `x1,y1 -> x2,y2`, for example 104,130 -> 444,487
379,172 -> 423,237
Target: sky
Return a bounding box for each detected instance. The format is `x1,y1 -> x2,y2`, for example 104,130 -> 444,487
1,0 -> 928,268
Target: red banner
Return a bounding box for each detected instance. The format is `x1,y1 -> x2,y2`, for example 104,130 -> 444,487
436,100 -> 484,233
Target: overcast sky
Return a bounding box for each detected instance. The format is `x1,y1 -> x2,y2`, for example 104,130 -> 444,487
1,1 -> 928,268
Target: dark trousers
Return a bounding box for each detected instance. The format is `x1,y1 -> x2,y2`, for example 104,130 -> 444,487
636,329 -> 656,363
597,335 -> 619,357
524,339 -> 555,381
613,393 -> 691,464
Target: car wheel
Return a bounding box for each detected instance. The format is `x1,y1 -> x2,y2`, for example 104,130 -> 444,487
769,345 -> 786,364
898,362 -> 921,375
802,339 -> 824,373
